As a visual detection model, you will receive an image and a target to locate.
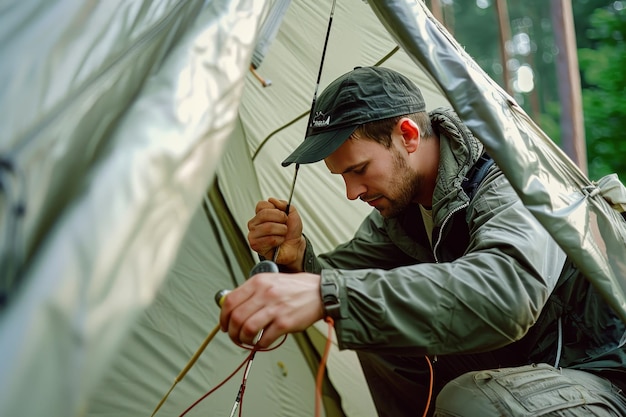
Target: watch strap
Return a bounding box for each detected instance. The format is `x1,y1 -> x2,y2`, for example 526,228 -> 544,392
320,281 -> 341,319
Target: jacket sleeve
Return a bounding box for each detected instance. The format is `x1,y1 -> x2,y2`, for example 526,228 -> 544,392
302,211 -> 424,274
316,171 -> 567,356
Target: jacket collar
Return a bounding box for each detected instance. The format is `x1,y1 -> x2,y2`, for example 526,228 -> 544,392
429,107 -> 485,226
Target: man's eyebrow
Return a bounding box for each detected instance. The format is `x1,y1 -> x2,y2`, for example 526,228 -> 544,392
332,161 -> 366,175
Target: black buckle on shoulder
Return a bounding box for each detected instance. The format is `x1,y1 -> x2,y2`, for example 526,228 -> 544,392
462,153 -> 495,200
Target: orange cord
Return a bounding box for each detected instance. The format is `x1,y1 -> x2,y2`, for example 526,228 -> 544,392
170,319 -> 434,417
314,318 -> 434,417
315,317 -> 335,417
421,355 -> 434,417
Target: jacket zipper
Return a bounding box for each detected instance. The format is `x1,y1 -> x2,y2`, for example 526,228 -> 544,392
432,202 -> 468,263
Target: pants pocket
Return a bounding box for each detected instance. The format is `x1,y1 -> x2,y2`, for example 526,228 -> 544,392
475,363 -> 591,416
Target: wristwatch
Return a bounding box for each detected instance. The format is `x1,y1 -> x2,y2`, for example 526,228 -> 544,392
320,281 -> 341,319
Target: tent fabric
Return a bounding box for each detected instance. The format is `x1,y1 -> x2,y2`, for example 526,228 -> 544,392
1,0 -> 270,416
89,1 -> 436,415
1,0 -> 624,416
250,0 -> 292,70
87,201 -> 322,417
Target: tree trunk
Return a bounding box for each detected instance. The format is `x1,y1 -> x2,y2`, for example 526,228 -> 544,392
551,0 -> 587,174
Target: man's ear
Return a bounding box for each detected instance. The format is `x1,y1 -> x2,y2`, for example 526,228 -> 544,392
398,118 -> 420,152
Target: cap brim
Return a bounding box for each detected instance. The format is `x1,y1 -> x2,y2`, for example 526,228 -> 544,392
281,125 -> 357,167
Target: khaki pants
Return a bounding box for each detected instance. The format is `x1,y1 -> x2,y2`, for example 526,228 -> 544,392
435,363 -> 626,417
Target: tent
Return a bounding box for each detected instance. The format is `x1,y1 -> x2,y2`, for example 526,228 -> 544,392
1,1 -> 624,416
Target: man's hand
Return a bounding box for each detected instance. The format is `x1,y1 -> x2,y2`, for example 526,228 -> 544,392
247,198 -> 306,271
219,272 -> 324,348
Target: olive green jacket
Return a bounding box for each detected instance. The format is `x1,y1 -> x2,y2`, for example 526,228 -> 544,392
303,108 -> 625,410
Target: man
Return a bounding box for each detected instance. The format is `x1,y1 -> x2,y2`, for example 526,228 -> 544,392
219,66 -> 626,416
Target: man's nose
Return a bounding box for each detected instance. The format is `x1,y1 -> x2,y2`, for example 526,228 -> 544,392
344,178 -> 365,201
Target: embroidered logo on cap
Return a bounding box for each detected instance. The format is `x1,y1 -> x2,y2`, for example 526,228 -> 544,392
312,111 -> 330,128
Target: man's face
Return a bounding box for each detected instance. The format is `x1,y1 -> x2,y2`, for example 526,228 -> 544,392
324,136 -> 422,218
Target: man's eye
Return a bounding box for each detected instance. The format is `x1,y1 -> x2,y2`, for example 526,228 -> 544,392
354,165 -> 366,175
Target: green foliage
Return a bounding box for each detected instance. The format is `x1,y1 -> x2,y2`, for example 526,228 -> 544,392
447,0 -> 624,183
579,6 -> 626,180
538,100 -> 563,146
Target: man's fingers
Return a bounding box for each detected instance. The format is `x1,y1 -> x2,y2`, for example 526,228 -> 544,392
219,273 -> 323,348
220,275 -> 274,345
247,204 -> 291,258
254,198 -> 288,215
248,228 -> 286,258
236,308 -> 274,346
233,307 -> 292,349
254,199 -> 277,213
267,197 -> 288,211
219,282 -> 254,333
249,208 -> 287,228
251,219 -> 288,237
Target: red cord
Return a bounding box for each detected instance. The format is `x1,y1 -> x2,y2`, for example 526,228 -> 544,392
237,351 -> 254,417
178,336 -> 286,416
178,323 -> 432,417
178,351 -> 252,416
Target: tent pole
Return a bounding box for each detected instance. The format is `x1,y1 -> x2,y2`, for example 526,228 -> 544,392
495,0 -> 512,95
551,0 -> 587,174
427,0 -> 444,25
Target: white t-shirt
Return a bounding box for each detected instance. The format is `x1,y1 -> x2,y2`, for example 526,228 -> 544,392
419,204 -> 434,247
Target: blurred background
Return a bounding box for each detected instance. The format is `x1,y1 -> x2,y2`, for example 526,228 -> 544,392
426,0 -> 626,183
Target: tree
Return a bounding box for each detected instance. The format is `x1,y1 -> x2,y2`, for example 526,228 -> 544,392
442,0 -> 624,182
578,5 -> 626,180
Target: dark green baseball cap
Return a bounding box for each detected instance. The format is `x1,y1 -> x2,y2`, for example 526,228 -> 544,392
281,66 -> 426,167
